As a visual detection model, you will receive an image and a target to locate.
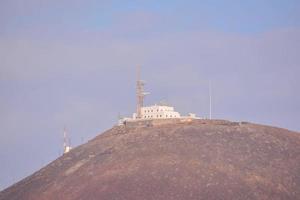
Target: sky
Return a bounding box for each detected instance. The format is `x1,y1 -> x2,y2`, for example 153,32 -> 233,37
0,0 -> 300,190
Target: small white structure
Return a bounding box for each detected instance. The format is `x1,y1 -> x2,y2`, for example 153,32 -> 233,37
64,146 -> 72,154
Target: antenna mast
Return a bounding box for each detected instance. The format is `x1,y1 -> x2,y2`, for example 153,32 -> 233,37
209,80 -> 212,120
63,127 -> 71,154
63,127 -> 67,152
136,66 -> 148,119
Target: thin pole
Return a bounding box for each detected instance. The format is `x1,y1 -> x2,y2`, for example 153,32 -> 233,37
209,80 -> 212,120
63,126 -> 67,151
136,65 -> 142,119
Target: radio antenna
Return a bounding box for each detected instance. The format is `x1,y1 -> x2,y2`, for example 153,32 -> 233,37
209,80 -> 212,120
136,66 -> 149,119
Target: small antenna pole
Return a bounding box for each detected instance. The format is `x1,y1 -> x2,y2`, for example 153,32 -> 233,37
136,65 -> 141,119
63,126 -> 67,152
209,80 -> 212,120
63,126 -> 72,154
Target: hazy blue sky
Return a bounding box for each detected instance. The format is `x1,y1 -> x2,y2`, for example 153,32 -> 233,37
0,0 -> 299,190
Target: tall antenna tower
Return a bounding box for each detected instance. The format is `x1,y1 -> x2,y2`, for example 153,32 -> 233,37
136,66 -> 149,119
63,127 -> 72,154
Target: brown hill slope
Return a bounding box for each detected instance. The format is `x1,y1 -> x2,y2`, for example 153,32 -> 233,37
1,119 -> 300,200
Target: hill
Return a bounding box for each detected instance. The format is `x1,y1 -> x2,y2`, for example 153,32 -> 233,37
1,119 -> 300,200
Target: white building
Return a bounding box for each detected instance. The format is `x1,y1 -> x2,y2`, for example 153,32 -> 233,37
133,104 -> 181,120
118,103 -> 198,125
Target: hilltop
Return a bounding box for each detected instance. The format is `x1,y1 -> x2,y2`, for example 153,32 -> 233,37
1,119 -> 300,200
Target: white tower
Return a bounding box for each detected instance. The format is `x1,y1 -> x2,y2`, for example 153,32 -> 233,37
63,127 -> 72,154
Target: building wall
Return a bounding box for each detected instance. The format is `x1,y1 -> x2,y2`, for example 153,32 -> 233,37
140,105 -> 181,119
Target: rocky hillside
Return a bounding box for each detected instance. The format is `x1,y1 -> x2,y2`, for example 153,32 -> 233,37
1,119 -> 300,200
